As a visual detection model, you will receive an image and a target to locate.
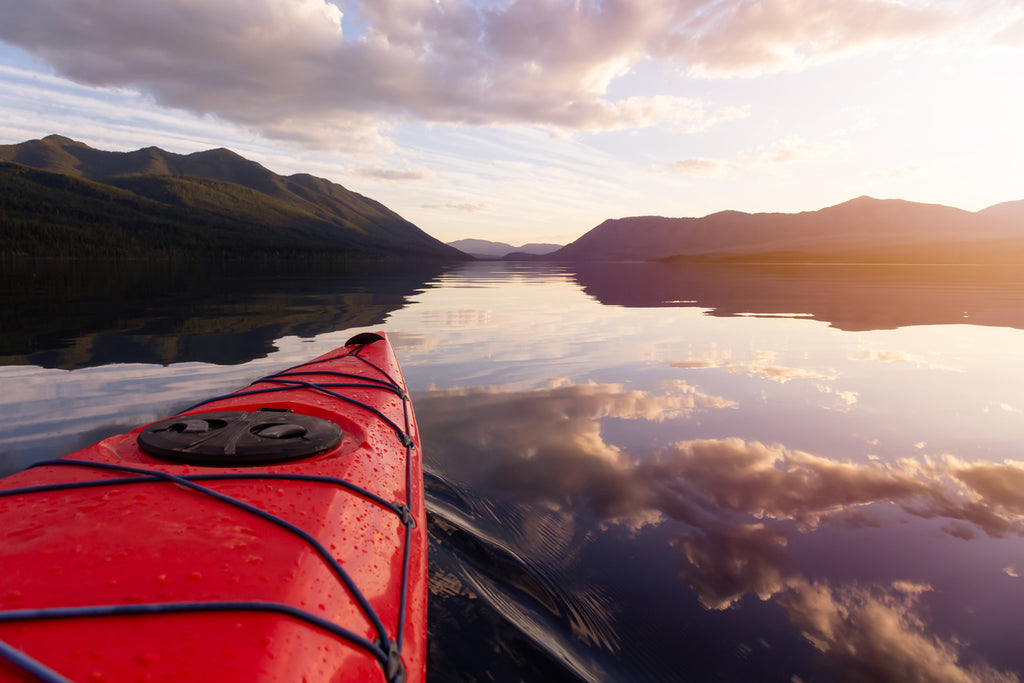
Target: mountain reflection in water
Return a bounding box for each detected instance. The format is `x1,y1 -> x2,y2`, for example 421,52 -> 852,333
3,260 -> 1024,681
0,259 -> 449,368
574,261 -> 1024,331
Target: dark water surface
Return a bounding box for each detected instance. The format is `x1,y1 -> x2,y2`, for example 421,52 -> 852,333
3,259 -> 1024,682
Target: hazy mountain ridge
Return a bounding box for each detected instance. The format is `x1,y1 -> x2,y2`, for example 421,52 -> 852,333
447,238 -> 562,258
549,196 -> 1024,263
0,135 -> 465,260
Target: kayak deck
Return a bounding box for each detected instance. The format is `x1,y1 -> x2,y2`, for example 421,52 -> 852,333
0,332 -> 426,682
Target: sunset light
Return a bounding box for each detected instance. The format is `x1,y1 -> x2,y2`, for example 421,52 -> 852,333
4,5 -> 1024,680
1,0 -> 1021,245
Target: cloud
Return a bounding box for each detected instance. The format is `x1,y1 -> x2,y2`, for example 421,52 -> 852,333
740,136 -> 831,165
421,200 -> 495,213
670,0 -> 961,77
878,164 -> 930,180
353,165 -> 437,181
992,14 -> 1024,48
0,0 -> 970,147
669,135 -> 832,176
669,157 -> 725,176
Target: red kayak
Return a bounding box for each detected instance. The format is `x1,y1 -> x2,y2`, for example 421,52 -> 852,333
0,332 -> 426,682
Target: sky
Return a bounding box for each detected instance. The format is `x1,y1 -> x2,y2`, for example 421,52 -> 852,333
0,0 -> 1022,246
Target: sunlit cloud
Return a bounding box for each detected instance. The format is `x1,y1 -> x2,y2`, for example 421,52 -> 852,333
353,165 -> 437,181
0,64 -> 244,154
668,135 -> 832,176
0,0 -> 981,147
421,200 -> 495,213
992,13 -> 1024,48
669,157 -> 725,176
876,163 -> 930,180
738,136 -> 832,166
675,0 -> 961,78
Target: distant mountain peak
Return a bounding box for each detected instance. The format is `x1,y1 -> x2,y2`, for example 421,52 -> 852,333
447,238 -> 562,258
193,147 -> 248,160
41,133 -> 88,147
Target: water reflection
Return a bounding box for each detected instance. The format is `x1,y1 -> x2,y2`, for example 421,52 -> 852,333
573,262 -> 1024,331
0,259 -> 448,368
4,261 -> 1024,681
415,380 -> 1024,680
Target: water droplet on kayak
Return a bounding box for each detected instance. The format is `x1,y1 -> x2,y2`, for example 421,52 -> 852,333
134,652 -> 157,667
188,572 -> 202,582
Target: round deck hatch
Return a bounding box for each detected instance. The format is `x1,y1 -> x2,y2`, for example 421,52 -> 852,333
137,409 -> 342,466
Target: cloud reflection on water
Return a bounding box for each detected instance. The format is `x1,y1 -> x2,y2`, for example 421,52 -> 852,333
669,356 -> 835,383
416,380 -> 1024,680
776,579 -> 1017,683
419,380 -> 734,517
421,381 -> 1024,544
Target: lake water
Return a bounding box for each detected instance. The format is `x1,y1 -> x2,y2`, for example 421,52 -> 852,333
3,259 -> 1024,681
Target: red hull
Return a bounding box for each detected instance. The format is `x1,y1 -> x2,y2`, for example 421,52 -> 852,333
0,332 -> 426,682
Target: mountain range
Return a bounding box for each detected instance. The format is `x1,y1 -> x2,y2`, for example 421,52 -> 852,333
545,196 -> 1024,263
7,135 -> 1023,264
0,135 -> 465,260
446,238 -> 562,258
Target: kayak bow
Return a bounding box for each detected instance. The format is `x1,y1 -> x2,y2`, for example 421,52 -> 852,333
0,332 -> 427,683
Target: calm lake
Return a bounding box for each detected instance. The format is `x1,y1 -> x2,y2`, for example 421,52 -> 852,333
3,258 -> 1024,682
